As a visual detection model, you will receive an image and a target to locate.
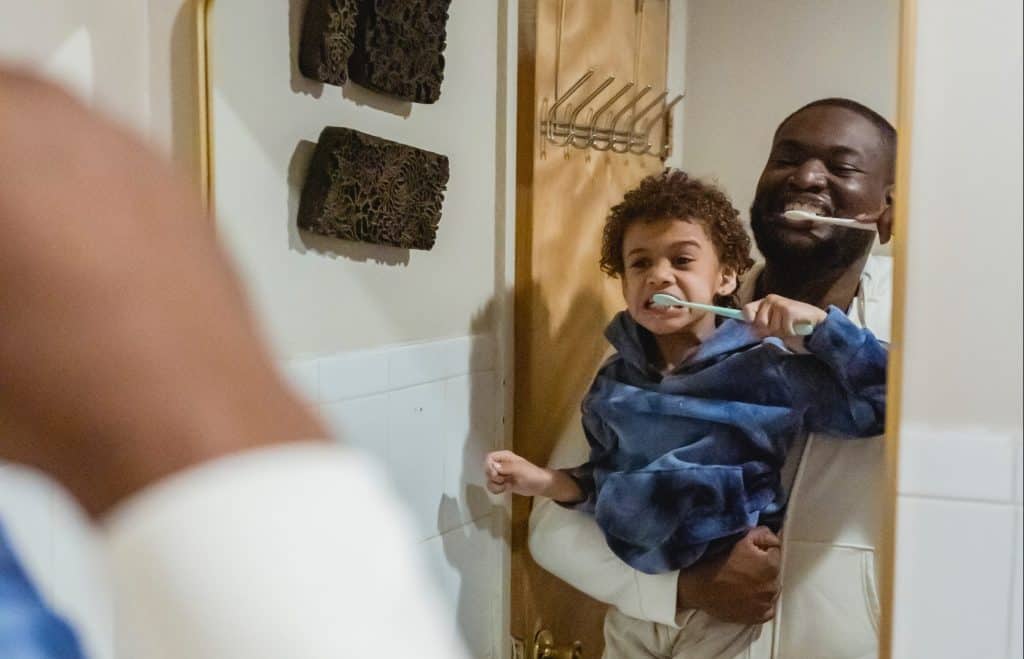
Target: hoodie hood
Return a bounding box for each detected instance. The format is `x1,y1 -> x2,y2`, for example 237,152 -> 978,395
604,311 -> 771,378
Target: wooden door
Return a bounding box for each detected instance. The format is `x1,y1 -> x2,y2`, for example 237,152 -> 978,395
512,1 -> 671,655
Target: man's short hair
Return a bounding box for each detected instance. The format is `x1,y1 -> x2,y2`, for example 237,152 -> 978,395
776,98 -> 896,178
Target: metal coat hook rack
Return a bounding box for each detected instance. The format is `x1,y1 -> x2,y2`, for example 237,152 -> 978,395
540,71 -> 683,158
539,0 -> 682,159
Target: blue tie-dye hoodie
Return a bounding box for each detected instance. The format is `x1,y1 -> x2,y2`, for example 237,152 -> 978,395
568,307 -> 887,574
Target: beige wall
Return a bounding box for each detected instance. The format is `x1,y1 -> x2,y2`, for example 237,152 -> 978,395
677,0 -> 899,238
204,0 -> 514,359
0,1 -> 150,133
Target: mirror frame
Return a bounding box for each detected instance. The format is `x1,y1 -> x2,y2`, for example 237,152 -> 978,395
880,0 -> 916,656
192,1 -> 916,656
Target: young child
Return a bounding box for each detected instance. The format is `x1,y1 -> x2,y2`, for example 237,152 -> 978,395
486,170 -> 886,574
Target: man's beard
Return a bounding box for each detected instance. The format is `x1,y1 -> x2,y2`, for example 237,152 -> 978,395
749,199 -> 875,271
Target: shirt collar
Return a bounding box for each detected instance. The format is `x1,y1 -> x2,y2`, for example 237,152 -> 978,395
737,255 -> 892,339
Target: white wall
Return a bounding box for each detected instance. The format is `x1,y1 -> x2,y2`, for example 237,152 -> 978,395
892,1 -> 1023,657
208,0 -> 512,358
0,1 -> 151,134
677,0 -> 899,232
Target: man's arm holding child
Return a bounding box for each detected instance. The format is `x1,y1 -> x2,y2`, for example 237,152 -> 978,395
528,493 -> 783,624
521,426 -> 782,627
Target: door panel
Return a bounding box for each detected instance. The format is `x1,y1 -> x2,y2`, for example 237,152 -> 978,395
513,1 -> 670,654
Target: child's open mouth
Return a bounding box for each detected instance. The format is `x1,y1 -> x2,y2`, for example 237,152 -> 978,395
646,295 -> 684,310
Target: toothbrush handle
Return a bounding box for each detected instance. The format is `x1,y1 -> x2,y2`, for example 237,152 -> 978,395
794,321 -> 815,336
674,299 -> 814,335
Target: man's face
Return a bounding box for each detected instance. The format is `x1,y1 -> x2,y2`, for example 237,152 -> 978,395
750,105 -> 893,268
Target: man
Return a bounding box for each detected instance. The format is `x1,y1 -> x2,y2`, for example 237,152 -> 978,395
529,97 -> 895,658
0,69 -> 470,658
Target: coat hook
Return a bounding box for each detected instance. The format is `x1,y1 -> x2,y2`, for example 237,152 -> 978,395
610,89 -> 663,154
604,86 -> 651,153
560,76 -> 615,148
587,81 -> 635,150
632,93 -> 684,155
539,68 -> 682,158
545,70 -> 594,143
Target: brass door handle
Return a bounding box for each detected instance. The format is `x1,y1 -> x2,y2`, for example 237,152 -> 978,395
532,629 -> 583,659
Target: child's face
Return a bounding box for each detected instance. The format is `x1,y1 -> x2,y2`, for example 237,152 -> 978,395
620,217 -> 737,337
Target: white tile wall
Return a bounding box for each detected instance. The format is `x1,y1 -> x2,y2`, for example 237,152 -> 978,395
421,514 -> 503,659
893,425 -> 1024,659
899,427 -> 1018,502
296,333 -> 505,657
319,349 -> 390,402
1012,509 -> 1023,659
387,382 -> 448,539
1015,440 -> 1023,506
892,496 -> 1016,659
321,393 -> 390,463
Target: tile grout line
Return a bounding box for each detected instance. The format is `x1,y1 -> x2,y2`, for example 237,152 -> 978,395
419,512 -> 495,544
898,492 -> 1023,507
318,369 -> 498,406
287,335 -> 495,404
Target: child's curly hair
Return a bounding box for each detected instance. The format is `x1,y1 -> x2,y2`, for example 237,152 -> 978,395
600,169 -> 754,307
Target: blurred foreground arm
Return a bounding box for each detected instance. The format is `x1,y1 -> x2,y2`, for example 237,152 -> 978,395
0,68 -> 324,515
0,69 -> 468,659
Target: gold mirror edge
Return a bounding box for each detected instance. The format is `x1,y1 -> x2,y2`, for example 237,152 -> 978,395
195,0 -> 214,212
880,0 -> 916,657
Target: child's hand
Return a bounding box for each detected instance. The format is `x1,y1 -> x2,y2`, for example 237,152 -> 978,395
743,295 -> 827,342
484,450 -> 552,496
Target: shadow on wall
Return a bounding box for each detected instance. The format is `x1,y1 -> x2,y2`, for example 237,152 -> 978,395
286,0 -> 324,99
437,297 -> 506,653
436,282 -> 612,652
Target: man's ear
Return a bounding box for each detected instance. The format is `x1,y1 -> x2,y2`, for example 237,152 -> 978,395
878,183 -> 895,244
717,269 -> 738,298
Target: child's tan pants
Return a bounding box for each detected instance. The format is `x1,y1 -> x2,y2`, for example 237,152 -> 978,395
602,608 -> 773,659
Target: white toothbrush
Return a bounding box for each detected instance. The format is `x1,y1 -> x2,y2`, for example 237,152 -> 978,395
783,209 -> 876,231
651,293 -> 815,336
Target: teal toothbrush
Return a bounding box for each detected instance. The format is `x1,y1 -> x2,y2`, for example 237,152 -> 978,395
651,293 -> 815,336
